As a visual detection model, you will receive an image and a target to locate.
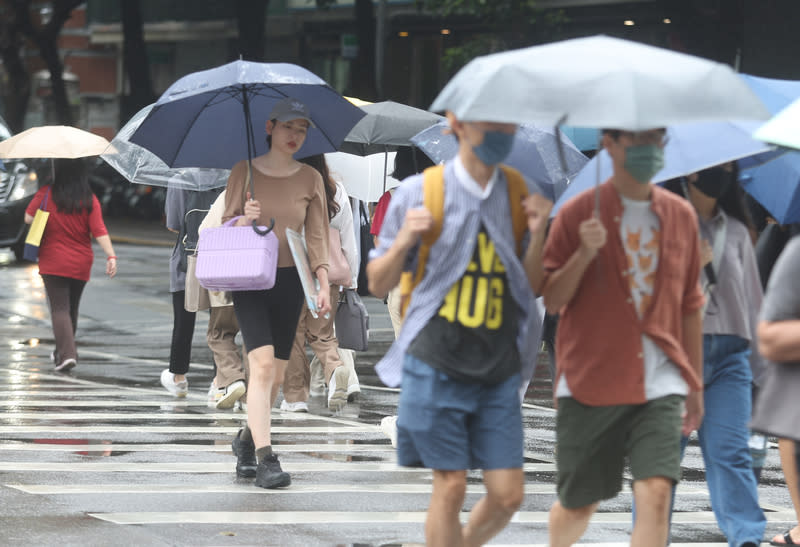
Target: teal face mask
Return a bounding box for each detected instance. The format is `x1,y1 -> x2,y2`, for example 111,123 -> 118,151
473,130 -> 515,166
624,144 -> 664,184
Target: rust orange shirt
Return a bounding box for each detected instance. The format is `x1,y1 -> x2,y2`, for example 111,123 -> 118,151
543,181 -> 704,406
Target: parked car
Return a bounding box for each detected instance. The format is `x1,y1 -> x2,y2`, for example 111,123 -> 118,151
0,117 -> 41,261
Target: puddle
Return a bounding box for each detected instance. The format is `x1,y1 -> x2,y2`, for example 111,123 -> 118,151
32,438 -> 115,457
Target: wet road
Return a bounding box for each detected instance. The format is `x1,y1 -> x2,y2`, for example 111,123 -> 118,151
0,242 -> 795,546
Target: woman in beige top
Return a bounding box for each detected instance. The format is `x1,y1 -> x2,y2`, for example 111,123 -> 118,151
223,97 -> 331,489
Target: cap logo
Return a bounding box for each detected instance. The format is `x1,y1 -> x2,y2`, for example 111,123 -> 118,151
290,100 -> 305,112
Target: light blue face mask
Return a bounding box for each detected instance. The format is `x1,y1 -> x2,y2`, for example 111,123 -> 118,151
473,130 -> 515,166
624,144 -> 664,184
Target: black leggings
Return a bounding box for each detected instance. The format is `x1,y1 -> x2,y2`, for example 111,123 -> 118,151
41,274 -> 86,362
232,267 -> 304,360
169,290 -> 196,375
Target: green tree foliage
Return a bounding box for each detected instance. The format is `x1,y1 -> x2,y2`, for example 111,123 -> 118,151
417,0 -> 565,76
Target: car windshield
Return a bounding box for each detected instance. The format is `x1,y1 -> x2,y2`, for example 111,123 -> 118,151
0,116 -> 11,141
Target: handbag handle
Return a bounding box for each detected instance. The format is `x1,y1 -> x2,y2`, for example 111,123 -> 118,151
223,215 -> 276,233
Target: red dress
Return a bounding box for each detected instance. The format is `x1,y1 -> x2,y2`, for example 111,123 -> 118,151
25,186 -> 108,282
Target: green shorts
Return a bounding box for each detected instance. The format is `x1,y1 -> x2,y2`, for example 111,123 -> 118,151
555,395 -> 684,509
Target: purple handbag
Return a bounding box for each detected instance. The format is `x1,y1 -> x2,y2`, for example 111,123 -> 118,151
195,216 -> 279,291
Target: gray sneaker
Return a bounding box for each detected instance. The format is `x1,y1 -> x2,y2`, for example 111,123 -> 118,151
327,366 -> 348,412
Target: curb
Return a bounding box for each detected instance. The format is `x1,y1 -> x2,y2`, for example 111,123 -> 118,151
110,234 -> 174,248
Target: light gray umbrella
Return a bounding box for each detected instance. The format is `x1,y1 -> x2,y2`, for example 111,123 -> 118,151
340,100 -> 443,156
754,97 -> 800,150
430,35 -> 770,130
101,104 -> 230,190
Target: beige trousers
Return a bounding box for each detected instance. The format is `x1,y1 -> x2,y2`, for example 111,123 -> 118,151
208,305 -> 248,388
284,284 -> 359,403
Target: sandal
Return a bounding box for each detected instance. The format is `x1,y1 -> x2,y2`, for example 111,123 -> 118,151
771,529 -> 800,546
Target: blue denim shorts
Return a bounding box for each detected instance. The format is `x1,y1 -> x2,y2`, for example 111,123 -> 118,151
396,354 -> 523,471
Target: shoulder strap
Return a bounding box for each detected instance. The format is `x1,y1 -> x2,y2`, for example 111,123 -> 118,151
41,187 -> 51,211
414,164 -> 446,285
499,165 -> 529,256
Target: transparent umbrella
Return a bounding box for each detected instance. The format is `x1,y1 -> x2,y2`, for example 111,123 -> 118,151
101,104 -> 230,190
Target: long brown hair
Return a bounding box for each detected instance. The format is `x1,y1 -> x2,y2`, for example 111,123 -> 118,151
299,154 -> 339,221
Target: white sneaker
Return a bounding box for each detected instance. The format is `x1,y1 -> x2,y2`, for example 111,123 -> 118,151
279,400 -> 309,413
380,415 -> 398,448
207,381 -> 217,408
55,358 -> 76,372
160,369 -> 188,397
346,381 -> 361,402
215,380 -> 246,410
327,366 -> 348,411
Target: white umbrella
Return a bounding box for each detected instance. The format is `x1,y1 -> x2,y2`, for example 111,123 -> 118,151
0,125 -> 111,159
430,35 -> 770,130
754,97 -> 800,151
325,151 -> 399,202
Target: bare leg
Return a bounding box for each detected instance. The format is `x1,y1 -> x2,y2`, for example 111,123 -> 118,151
246,345 -> 287,449
462,468 -> 524,547
773,439 -> 800,544
427,469 -> 468,547
548,500 -> 599,547
631,476 -> 672,547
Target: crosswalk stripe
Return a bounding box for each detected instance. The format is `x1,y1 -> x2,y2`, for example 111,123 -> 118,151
0,443 -> 393,453
5,483 -> 710,496
0,425 -> 376,434
87,509 -> 798,525
0,461 -> 556,473
0,400 -> 205,407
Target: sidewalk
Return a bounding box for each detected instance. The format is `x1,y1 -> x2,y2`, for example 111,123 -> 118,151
105,216 -> 176,247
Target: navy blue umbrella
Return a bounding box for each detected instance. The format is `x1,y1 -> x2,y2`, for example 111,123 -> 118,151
129,60 -> 365,169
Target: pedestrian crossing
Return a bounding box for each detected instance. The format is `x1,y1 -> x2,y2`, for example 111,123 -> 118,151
0,361 -> 793,546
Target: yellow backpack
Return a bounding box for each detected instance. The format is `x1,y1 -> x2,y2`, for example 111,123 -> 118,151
398,164 -> 529,319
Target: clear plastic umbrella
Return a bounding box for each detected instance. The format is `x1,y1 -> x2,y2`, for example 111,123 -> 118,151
411,120 -> 588,201
101,104 -> 230,190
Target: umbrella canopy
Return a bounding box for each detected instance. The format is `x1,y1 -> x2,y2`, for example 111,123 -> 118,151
741,152 -> 800,224
740,74 -> 800,114
552,121 -> 774,215
430,35 -> 770,130
339,101 -> 444,156
411,120 -> 588,201
102,104 -> 230,190
754,97 -> 800,151
325,151 -> 399,202
129,60 -> 366,169
0,125 -> 111,159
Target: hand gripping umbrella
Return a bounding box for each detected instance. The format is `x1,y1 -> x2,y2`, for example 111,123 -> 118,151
129,60 -> 366,233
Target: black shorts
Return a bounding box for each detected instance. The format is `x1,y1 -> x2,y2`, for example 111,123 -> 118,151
232,267 -> 304,360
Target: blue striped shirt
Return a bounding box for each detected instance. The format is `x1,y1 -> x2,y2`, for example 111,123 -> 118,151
369,158 -> 544,388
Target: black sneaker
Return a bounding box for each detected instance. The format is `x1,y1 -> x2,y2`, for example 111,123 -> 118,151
231,429 -> 257,478
255,454 -> 291,489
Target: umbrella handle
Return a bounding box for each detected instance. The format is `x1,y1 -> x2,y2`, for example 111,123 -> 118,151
252,218 -> 275,235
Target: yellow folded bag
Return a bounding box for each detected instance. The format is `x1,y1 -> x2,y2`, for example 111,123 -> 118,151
23,188 -> 50,262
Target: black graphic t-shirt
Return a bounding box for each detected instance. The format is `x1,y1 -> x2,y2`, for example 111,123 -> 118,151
408,224 -> 520,383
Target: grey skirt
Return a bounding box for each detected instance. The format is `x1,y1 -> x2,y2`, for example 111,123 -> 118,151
751,361 -> 800,442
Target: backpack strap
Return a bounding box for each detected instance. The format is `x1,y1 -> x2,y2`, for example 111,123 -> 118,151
499,165 -> 529,257
415,164 -> 446,285
399,164 -> 445,319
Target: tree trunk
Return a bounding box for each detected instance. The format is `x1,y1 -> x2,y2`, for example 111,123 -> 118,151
37,37 -> 72,124
0,19 -> 30,132
121,0 -> 155,122
350,0 -> 376,100
235,0 -> 269,61
10,0 -> 83,126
